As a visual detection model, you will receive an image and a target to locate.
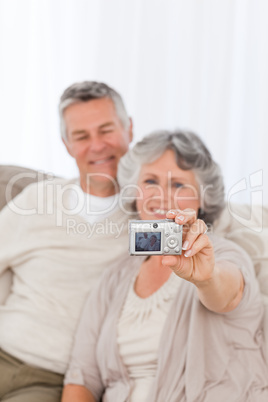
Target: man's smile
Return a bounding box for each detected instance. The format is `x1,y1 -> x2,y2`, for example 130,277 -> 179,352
89,156 -> 115,165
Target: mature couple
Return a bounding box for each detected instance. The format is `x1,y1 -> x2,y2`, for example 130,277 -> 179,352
137,233 -> 160,252
0,81 -> 267,402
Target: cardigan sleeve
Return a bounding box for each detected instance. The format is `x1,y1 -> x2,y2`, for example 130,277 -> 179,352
210,234 -> 263,319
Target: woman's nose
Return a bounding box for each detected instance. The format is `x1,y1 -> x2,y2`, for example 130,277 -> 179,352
162,186 -> 171,203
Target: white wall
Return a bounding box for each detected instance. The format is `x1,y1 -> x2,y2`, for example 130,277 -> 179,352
0,0 -> 267,204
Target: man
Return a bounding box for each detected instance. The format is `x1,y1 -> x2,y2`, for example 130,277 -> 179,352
60,81 -> 132,197
0,81 -> 133,402
138,232 -> 150,250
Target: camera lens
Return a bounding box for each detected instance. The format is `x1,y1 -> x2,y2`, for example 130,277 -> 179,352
153,223 -> 158,228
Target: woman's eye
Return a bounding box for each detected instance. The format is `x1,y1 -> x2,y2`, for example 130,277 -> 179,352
173,182 -> 183,188
144,179 -> 158,185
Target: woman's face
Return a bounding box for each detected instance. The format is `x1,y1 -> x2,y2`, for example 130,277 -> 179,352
150,236 -> 157,245
136,149 -> 200,220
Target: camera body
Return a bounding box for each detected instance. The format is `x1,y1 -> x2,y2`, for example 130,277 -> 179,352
129,219 -> 183,256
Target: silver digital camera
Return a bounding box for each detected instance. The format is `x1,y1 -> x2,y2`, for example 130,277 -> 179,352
129,219 -> 183,256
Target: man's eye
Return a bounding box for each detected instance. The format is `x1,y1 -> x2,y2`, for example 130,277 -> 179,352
76,136 -> 87,141
101,129 -> 113,134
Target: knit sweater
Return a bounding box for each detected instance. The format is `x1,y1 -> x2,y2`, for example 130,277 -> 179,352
0,178 -> 131,374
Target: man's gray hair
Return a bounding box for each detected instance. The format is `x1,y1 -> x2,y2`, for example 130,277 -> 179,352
59,81 -> 129,140
118,130 -> 225,225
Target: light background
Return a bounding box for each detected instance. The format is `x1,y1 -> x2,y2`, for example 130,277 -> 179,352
0,0 -> 267,204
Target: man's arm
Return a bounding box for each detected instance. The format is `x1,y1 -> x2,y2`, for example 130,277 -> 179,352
61,384 -> 96,402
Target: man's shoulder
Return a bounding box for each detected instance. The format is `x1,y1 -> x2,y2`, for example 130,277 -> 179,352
12,177 -> 78,194
2,177 -> 79,214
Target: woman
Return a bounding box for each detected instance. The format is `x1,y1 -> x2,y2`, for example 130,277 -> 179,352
144,234 -> 160,251
62,130 -> 268,402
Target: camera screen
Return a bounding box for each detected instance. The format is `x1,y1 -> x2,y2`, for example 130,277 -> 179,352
135,232 -> 161,252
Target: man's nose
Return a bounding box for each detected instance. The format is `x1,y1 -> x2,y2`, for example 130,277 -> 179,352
89,136 -> 106,153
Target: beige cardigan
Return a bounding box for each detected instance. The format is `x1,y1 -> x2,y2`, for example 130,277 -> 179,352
65,234 -> 268,402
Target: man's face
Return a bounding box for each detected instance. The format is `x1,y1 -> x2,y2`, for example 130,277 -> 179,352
63,98 -> 132,196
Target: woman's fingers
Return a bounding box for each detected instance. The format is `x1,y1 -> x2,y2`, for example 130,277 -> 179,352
182,219 -> 208,254
166,208 -> 209,259
182,233 -> 210,258
164,209 -> 214,283
166,208 -> 197,226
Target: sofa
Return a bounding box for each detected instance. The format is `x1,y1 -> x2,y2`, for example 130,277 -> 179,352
0,164 -> 268,352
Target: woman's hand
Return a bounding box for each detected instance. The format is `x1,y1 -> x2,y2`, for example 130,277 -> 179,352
163,209 -> 244,313
164,209 -> 214,285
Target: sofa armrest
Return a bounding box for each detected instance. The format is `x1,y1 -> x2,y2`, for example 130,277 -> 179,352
0,165 -> 53,304
0,164 -> 49,211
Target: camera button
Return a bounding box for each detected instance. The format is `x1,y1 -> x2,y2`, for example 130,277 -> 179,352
175,247 -> 181,253
167,236 -> 179,249
173,225 -> 182,233
164,247 -> 170,253
165,232 -> 170,237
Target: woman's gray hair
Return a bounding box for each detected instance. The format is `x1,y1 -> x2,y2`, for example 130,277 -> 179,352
118,130 -> 225,224
59,81 -> 130,141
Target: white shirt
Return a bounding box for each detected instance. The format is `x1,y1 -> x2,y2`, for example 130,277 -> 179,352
117,272 -> 181,402
68,183 -> 119,223
138,237 -> 150,249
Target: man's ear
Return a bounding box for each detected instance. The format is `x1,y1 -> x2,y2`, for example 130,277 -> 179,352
62,137 -> 74,158
128,117 -> 134,143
